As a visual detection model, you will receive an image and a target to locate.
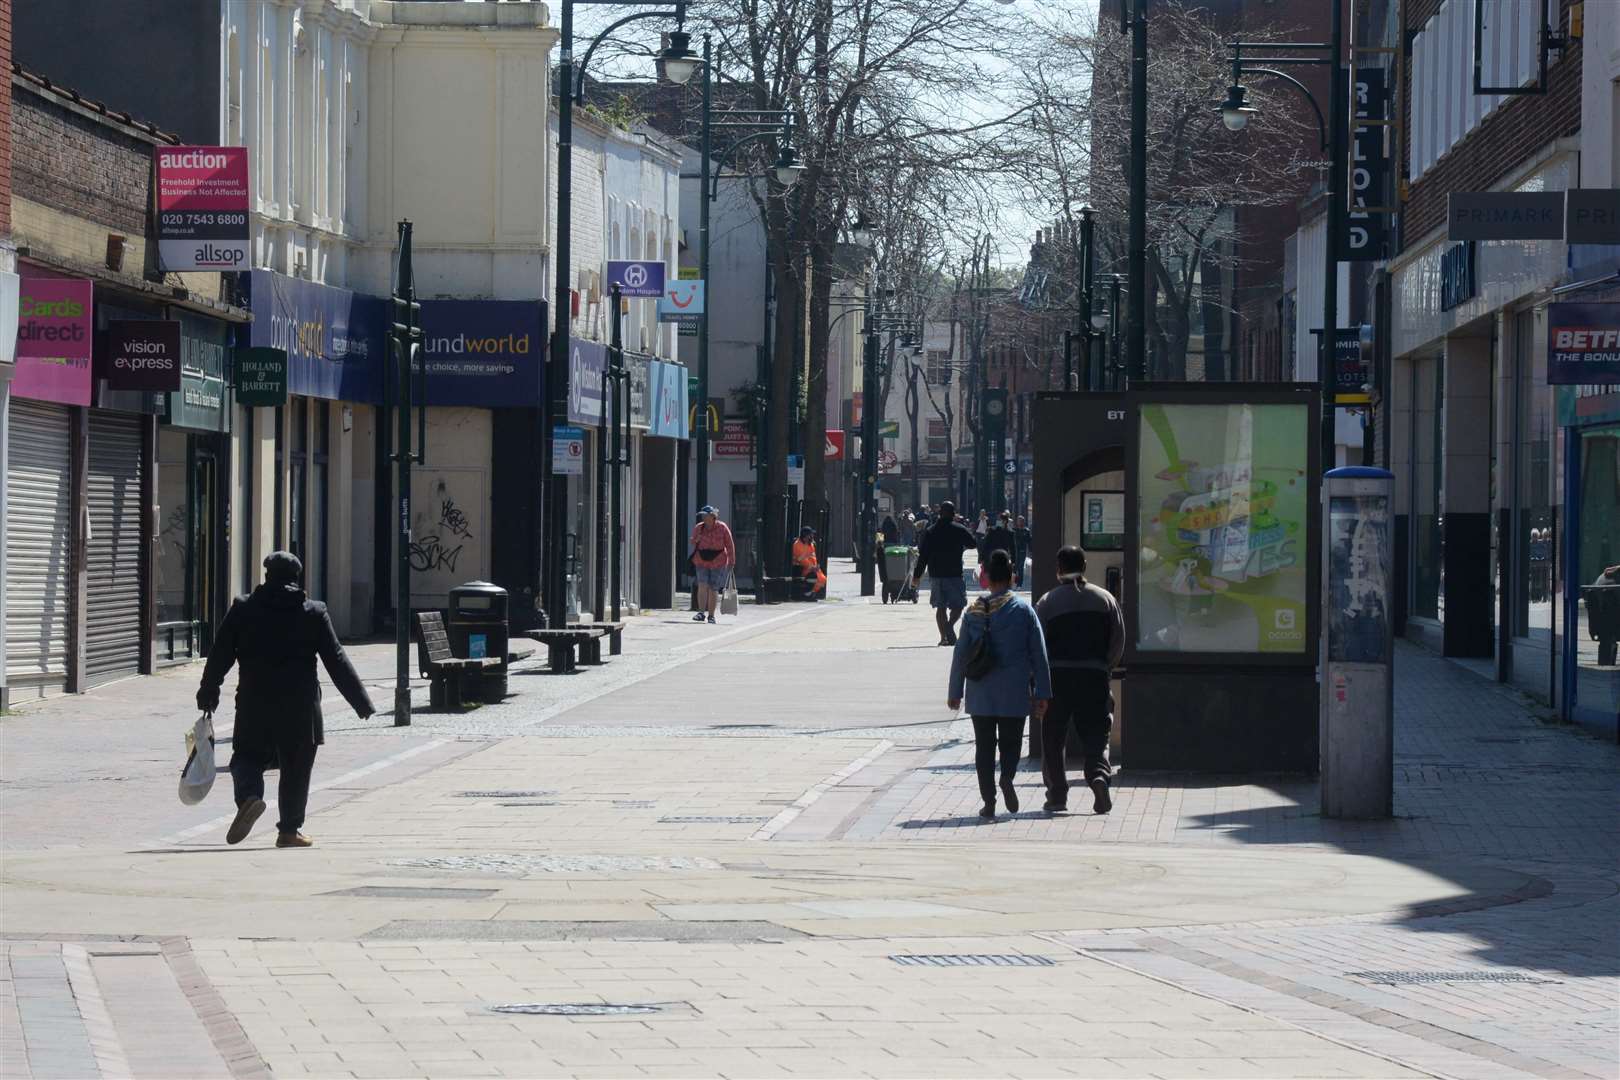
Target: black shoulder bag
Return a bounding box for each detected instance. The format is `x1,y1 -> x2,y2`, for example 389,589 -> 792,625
962,600 -> 996,681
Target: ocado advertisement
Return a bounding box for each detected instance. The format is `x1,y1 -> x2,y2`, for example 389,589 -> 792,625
1135,402 -> 1310,655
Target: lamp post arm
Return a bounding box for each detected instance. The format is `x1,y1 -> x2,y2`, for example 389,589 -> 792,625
707,126 -> 790,200
573,7 -> 686,101
1239,65 -> 1328,150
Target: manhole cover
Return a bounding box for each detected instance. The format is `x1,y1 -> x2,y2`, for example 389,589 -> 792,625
392,854 -> 722,876
657,816 -> 772,824
457,791 -> 556,799
891,954 -> 1055,968
490,1003 -> 661,1016
1347,971 -> 1557,985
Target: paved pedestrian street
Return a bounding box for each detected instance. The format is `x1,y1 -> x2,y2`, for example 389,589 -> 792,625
2,569 -> 1617,1079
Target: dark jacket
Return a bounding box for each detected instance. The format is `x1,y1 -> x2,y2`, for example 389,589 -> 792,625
913,519 -> 980,580
197,584 -> 375,753
1035,575 -> 1126,674
981,525 -> 1017,564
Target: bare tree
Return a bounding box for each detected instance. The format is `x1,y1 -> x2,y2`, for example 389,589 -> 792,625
1006,2 -> 1314,378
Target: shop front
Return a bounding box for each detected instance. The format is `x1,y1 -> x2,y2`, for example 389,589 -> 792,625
243,269 -> 384,635
1551,297 -> 1620,737
155,313 -> 234,663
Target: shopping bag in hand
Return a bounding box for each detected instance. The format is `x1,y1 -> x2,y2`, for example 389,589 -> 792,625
720,572 -> 740,615
178,713 -> 217,805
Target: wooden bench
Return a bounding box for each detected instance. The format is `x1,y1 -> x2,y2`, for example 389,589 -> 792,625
414,611 -> 501,707
568,621 -> 625,660
526,627 -> 610,674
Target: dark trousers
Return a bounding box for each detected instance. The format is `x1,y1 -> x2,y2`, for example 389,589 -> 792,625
971,716 -> 1025,807
1042,669 -> 1113,806
230,741 -> 318,834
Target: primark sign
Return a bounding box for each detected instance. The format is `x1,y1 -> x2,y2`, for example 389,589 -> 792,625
1449,189 -> 1620,243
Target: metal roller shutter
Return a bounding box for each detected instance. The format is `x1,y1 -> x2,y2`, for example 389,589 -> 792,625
5,401 -> 74,699
85,412 -> 144,686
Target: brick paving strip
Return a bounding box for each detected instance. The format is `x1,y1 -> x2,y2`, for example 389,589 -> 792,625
160,938 -> 272,1079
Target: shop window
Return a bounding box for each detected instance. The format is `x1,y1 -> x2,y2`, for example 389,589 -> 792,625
1412,354 -> 1443,619
1513,311 -> 1554,640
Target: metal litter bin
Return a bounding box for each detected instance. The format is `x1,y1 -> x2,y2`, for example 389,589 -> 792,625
447,581 -> 509,702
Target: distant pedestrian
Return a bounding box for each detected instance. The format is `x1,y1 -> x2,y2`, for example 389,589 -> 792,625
196,552 -> 375,848
793,526 -> 828,599
1035,545 -> 1126,814
981,512 -> 1016,570
899,512 -> 917,546
974,509 -> 990,539
911,501 -> 981,645
948,550 -> 1052,819
880,513 -> 900,543
689,505 -> 735,624
1013,515 -> 1032,586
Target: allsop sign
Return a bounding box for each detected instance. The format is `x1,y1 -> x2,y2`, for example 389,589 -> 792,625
1547,302 -> 1620,386
1448,191 -> 1565,241
103,319 -> 182,391
156,146 -> 250,271
236,346 -> 289,406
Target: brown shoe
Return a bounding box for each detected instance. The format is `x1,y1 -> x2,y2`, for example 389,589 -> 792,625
226,799 -> 266,845
275,831 -> 314,848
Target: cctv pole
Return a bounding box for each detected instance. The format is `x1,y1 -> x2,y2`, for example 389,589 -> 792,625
391,221 -> 421,726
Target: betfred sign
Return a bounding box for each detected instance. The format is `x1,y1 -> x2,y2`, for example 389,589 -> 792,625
1547,303 -> 1620,385
103,319 -> 182,391
825,430 -> 845,460
14,276 -> 93,406
156,146 -> 250,271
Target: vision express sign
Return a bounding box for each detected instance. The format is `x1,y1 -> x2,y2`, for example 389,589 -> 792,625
103,319 -> 182,392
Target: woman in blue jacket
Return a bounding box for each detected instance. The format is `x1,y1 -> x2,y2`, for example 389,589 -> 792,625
948,549 -> 1053,818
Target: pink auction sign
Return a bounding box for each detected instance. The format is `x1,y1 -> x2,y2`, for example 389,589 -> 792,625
156,145 -> 250,271
15,276 -> 93,406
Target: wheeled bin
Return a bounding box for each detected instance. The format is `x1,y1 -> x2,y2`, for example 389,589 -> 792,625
881,546 -> 918,604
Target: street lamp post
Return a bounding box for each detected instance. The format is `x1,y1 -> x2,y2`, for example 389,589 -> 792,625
1124,0 -> 1148,384
544,0 -> 696,632
1217,4 -> 1345,470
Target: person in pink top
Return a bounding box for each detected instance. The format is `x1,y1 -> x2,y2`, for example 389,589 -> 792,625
688,505 -> 736,624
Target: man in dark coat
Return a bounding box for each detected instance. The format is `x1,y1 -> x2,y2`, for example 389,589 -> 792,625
197,552 -> 375,847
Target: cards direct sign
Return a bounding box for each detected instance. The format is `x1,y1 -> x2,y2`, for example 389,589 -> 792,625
606,260 -> 666,299
156,146 -> 250,271
418,300 -> 545,407
235,346 -> 289,407
15,276 -> 93,406
102,319 -> 182,392
1547,303 -> 1620,385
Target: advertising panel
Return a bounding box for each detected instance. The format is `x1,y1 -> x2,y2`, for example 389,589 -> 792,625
156,146 -> 250,271
552,425 -> 586,475
566,340 -> 608,426
1333,327 -> 1370,403
1326,494 -> 1391,664
103,319 -> 182,392
418,300 -> 545,406
1546,302 -> 1620,385
1135,402 -> 1310,655
1081,490 -> 1125,551
15,276 -> 93,406
647,360 -> 689,439
168,315 -> 230,430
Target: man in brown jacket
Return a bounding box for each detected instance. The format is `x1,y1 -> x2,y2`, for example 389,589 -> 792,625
1034,545 -> 1126,814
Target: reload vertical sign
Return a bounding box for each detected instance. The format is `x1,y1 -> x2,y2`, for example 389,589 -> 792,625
156,146 -> 250,271
1344,68 -> 1389,261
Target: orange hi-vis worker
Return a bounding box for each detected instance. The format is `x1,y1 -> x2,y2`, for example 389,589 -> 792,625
793,528 -> 828,597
